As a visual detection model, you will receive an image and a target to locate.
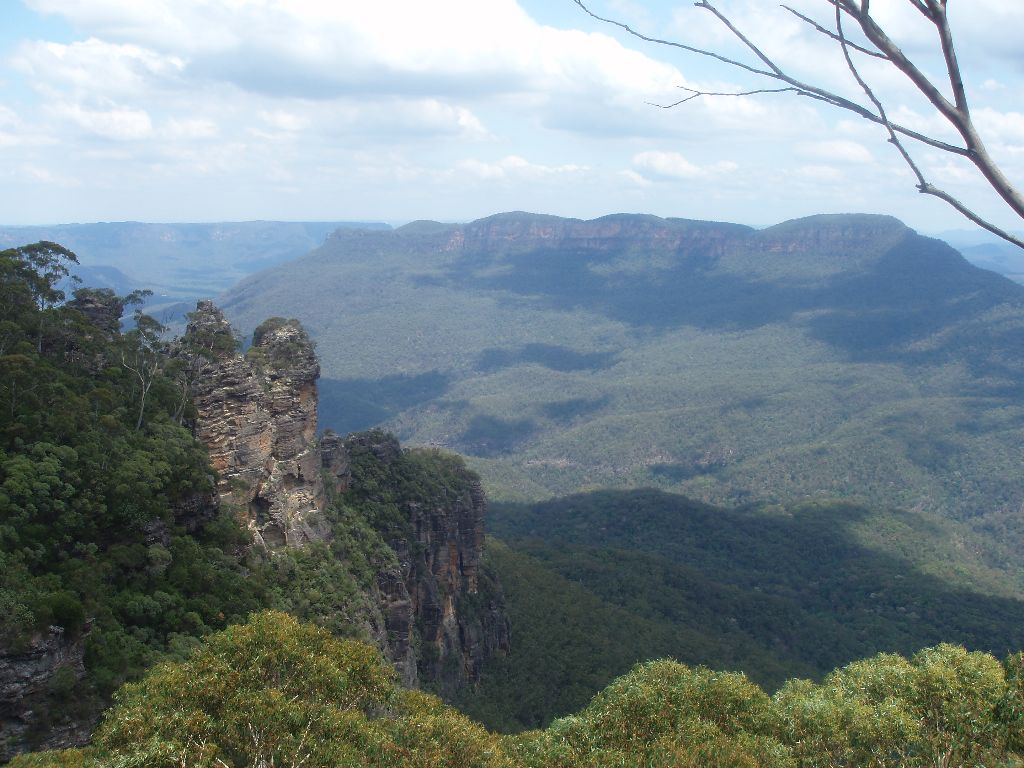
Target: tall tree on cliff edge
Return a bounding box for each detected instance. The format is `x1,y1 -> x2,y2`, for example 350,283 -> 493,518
575,0 -> 1024,248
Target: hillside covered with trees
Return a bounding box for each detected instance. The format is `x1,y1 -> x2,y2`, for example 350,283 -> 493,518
0,243 -> 501,757
217,213 -> 1024,561
3,237 -> 1023,765
13,611 -> 1024,768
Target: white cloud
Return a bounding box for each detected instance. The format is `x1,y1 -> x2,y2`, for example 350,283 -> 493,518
0,106 -> 19,127
799,140 -> 874,164
796,165 -> 845,182
457,155 -> 589,181
974,108 -> 1024,146
259,110 -> 309,133
632,151 -> 737,180
4,0 -> 1021,233
162,117 -> 219,140
619,169 -> 652,187
23,0 -> 685,105
19,163 -> 81,187
13,37 -> 184,97
315,99 -> 491,141
49,101 -> 153,140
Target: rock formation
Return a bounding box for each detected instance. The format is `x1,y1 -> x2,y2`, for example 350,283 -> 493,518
0,628 -> 93,762
184,302 -> 509,693
182,302 -> 327,548
332,431 -> 510,694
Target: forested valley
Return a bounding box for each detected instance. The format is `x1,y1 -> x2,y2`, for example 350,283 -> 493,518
3,225 -> 1024,767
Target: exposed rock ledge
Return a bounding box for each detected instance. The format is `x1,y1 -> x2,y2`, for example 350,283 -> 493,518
182,302 -> 509,693
183,302 -> 328,548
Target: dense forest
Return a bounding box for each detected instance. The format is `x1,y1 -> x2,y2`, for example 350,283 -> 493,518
3,239 -> 1023,766
457,491 -> 1024,731
0,242 -> 486,754
218,213 -> 1024,551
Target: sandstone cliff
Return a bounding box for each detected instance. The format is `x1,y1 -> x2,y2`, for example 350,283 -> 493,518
183,302 -> 508,694
183,302 -> 327,548
0,628 -> 92,762
333,431 -> 510,695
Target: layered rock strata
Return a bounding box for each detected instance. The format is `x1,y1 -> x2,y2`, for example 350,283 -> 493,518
184,303 -> 508,693
183,302 -> 327,548
0,628 -> 93,762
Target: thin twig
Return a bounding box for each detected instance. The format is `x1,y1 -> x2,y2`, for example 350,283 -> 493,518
834,4 -> 924,186
648,85 -> 800,109
575,0 -> 967,156
695,1 -> 783,76
571,0 -> 774,77
833,5 -> 1024,249
782,5 -> 885,58
919,183 -> 1024,249
573,0 -> 1024,245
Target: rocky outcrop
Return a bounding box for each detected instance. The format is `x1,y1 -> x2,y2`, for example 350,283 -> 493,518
334,431 -> 510,696
185,305 -> 508,695
67,288 -> 124,337
183,302 -> 327,548
404,471 -> 510,695
0,628 -> 93,762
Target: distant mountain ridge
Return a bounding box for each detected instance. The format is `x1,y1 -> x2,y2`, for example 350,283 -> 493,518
217,211 -> 1024,560
0,220 -> 391,318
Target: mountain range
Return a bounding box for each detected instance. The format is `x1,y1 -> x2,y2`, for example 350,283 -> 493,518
4,214 -> 1024,763
213,212 -> 1024,570
0,220 -> 388,319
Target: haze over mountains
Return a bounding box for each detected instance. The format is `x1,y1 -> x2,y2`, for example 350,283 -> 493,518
5,212 -> 1024,759
0,221 -> 387,318
210,212 -> 1024,561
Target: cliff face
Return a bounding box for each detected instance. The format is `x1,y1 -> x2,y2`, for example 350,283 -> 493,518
0,628 -> 92,762
183,302 -> 327,548
336,432 -> 510,695
185,303 -> 508,693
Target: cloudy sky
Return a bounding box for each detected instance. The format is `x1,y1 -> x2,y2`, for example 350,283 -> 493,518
2,0 -> 1022,233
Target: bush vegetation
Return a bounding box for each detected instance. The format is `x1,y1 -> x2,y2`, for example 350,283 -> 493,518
12,612 -> 1024,768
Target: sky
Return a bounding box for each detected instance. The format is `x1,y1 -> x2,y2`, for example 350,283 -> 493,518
1,0 -> 1023,234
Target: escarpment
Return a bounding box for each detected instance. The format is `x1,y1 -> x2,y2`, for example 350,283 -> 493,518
182,302 -> 327,548
0,628 -> 92,762
337,431 -> 511,694
183,302 -> 508,693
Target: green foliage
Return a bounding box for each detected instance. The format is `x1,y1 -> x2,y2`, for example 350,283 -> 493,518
515,661 -> 791,768
0,245 -> 272,738
344,431 -> 479,539
216,214 -> 1024,567
55,612 -> 509,768
0,256 -> 486,755
513,643 -> 1024,768
462,489 -> 1024,732
775,644 -> 1018,767
17,616 -> 1022,768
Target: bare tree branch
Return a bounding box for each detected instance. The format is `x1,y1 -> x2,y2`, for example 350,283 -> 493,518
694,1 -> 784,76
571,0 -> 775,77
918,183 -> 1024,248
573,0 -> 1024,248
929,3 -> 969,113
832,5 -> 1024,248
782,5 -> 886,58
840,1 -> 1024,221
648,85 -> 801,109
